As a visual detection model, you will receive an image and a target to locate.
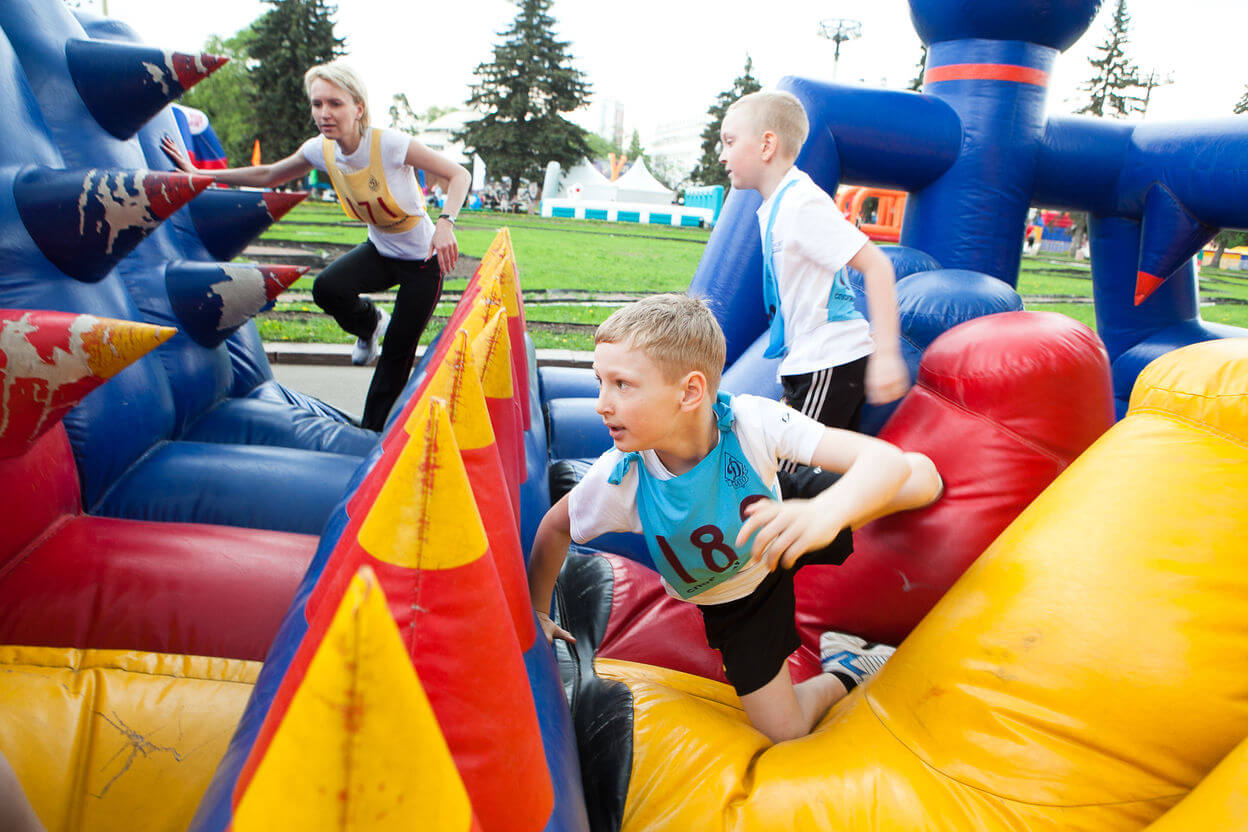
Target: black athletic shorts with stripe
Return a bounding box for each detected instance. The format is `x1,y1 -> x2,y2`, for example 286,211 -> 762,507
779,356 -> 869,472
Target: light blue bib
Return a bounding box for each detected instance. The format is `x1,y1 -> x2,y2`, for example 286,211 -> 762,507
762,178 -> 864,360
608,392 -> 778,599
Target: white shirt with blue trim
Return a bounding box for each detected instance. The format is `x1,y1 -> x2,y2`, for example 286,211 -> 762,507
755,166 -> 874,377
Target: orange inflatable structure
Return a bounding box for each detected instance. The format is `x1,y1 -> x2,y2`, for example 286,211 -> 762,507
836,186 -> 907,243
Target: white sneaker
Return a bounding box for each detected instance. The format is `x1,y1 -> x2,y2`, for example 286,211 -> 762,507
819,631 -> 894,687
351,306 -> 389,366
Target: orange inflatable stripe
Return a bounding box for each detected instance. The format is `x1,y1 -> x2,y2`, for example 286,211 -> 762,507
925,63 -> 1049,86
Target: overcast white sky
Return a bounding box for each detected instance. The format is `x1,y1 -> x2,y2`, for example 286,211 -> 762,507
88,0 -> 1246,141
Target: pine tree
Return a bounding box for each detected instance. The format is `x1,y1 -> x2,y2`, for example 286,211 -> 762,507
626,129 -> 646,163
1235,85 -> 1248,115
457,0 -> 592,199
249,0 -> 344,162
690,56 -> 762,188
1077,0 -> 1145,118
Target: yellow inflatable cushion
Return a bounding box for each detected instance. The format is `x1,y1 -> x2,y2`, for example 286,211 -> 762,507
0,646 -> 258,832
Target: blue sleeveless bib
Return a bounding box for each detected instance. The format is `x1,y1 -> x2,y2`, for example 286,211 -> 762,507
608,392 -> 778,599
762,177 -> 864,360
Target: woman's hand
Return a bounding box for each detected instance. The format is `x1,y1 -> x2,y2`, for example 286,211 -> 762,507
160,134 -> 197,174
431,217 -> 459,275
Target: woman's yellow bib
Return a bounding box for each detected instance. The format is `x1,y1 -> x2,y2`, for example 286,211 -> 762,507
322,129 -> 422,234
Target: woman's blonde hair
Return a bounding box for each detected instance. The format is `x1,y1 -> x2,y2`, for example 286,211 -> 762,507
303,61 -> 369,136
596,294 -> 726,392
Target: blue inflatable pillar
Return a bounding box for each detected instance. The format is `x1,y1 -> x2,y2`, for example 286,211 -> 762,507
901,41 -> 1059,284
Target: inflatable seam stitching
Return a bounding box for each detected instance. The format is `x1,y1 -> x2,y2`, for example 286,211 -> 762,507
0,653 -> 259,684
915,381 -> 1068,464
0,513 -> 75,580
84,438 -> 171,515
1127,406 -> 1248,451
861,696 -> 1190,810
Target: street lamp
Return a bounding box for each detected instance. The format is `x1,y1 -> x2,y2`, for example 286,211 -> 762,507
818,17 -> 862,80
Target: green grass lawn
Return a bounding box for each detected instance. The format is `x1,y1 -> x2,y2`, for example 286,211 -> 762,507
264,206 -> 707,294
257,206 -> 1247,347
256,309 -> 598,351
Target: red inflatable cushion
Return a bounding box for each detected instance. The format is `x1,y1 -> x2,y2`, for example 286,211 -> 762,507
0,516 -> 316,661
593,311 -> 1116,684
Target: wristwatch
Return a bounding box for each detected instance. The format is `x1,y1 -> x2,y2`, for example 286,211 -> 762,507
437,214 -> 456,225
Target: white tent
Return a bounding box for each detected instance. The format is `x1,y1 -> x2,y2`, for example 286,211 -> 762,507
554,158 -> 617,201
613,158 -> 674,205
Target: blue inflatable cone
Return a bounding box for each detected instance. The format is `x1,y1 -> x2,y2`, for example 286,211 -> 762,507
166,262 -> 307,348
65,39 -> 228,140
1135,182 -> 1218,306
188,190 -> 307,262
14,167 -> 213,283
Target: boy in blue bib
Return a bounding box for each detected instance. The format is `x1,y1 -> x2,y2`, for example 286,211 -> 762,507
528,295 -> 942,744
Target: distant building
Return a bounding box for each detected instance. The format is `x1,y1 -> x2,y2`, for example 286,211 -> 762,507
648,116 -> 705,185
596,99 -> 626,149
414,110 -> 476,166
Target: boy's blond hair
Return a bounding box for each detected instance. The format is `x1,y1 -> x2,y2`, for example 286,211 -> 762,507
303,61 -> 369,137
596,294 -> 726,392
726,90 -> 809,159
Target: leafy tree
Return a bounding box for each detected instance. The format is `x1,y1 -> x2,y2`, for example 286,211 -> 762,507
421,105 -> 456,124
1235,85 -> 1248,115
1077,0 -> 1145,118
388,93 -> 421,135
584,132 -> 622,160
648,155 -> 685,191
1067,212 -> 1090,260
1209,229 -> 1248,269
626,129 -> 646,163
908,44 -> 928,92
179,31 -> 258,165
690,56 -> 762,188
249,0 -> 344,162
457,0 -> 592,198
1133,68 -> 1173,116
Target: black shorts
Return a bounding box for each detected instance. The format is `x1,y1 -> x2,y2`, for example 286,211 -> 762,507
781,355 -> 869,433
698,528 -> 853,696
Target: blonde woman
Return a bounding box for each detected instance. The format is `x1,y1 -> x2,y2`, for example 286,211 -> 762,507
163,61 -> 471,431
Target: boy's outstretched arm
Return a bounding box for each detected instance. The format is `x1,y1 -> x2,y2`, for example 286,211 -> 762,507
528,494 -> 577,644
848,243 -> 910,405
736,430 -> 942,571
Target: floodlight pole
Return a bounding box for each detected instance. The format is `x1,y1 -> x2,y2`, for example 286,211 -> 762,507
818,17 -> 863,79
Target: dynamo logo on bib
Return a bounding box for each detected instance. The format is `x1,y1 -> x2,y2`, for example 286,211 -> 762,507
724,452 -> 749,489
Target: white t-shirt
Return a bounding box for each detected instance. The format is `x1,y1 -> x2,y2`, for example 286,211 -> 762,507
300,127 -> 435,260
756,166 -> 874,377
567,394 -> 827,605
